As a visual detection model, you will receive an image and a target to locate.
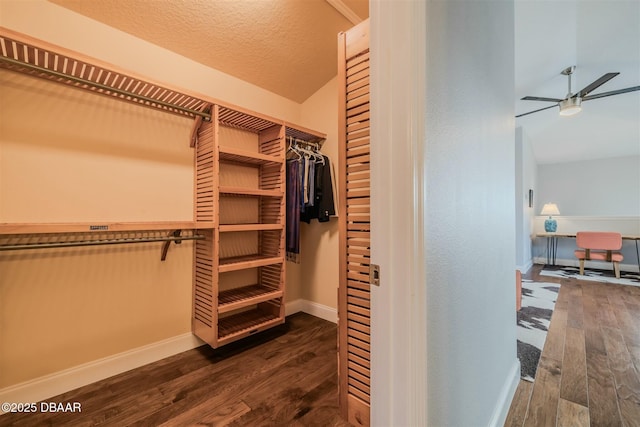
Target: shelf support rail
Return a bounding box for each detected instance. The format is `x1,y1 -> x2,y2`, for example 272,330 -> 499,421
0,229 -> 204,261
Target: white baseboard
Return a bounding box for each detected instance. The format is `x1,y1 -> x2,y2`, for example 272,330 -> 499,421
285,298 -> 305,317
516,260 -> 534,274
0,332 -> 203,414
488,359 -> 521,427
286,298 -> 337,324
1,300 -> 336,413
533,257 -> 640,273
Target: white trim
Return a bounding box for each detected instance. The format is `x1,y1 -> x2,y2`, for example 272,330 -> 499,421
299,300 -> 337,323
286,298 -> 337,323
517,259 -> 534,274
488,360 -> 522,427
285,298 -> 305,317
0,333 -> 203,414
325,0 -> 363,25
533,215 -> 640,235
370,1 -> 428,425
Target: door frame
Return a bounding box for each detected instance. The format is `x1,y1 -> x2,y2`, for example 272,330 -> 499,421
369,1 -> 428,425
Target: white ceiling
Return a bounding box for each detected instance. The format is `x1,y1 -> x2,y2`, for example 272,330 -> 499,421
515,0 -> 640,164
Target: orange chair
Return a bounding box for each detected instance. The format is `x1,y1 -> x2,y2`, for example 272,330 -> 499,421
574,232 -> 624,279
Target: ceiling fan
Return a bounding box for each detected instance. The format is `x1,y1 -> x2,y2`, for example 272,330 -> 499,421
516,65 -> 640,118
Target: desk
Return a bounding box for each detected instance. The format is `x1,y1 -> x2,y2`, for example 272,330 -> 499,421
536,233 -> 640,271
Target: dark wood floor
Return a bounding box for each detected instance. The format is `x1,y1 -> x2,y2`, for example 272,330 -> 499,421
0,313 -> 349,427
505,265 -> 640,427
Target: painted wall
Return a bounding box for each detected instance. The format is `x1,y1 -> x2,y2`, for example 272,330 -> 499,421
423,1 -> 517,426
0,0 -> 301,123
298,77 -> 339,312
371,1 -> 517,425
0,70 -> 196,388
537,155 -> 640,217
515,127 -> 537,272
533,155 -> 640,270
0,0 -> 312,390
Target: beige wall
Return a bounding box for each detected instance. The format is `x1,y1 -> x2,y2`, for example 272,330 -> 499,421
0,0 -> 301,123
0,70 -> 195,387
0,0 -> 334,389
298,77 -> 340,309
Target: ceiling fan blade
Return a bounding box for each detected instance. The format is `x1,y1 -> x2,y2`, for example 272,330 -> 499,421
521,96 -> 563,102
575,72 -> 619,98
582,85 -> 640,101
515,104 -> 557,118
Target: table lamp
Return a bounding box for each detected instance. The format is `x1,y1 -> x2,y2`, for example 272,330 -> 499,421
541,203 -> 560,232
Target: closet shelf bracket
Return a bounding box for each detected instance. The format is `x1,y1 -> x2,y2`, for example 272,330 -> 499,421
190,103 -> 213,147
161,229 -> 185,261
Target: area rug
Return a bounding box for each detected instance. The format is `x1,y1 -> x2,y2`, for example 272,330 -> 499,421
517,280 -> 560,382
540,265 -> 640,287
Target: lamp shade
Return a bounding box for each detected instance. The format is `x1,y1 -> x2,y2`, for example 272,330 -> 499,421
541,203 -> 559,232
540,203 -> 560,216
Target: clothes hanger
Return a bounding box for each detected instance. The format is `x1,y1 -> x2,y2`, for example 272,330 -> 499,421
286,137 -> 302,160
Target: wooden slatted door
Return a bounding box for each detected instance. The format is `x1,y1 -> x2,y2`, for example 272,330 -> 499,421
338,19 -> 371,427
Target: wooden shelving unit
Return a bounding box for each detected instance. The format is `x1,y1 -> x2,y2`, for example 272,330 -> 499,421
192,105 -> 287,348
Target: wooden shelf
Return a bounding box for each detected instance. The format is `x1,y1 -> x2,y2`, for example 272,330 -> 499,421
219,224 -> 283,232
0,221 -> 197,235
217,308 -> 283,345
218,254 -> 283,273
285,123 -> 327,147
218,285 -> 283,314
219,187 -> 283,198
219,146 -> 282,165
0,29 -> 211,122
194,222 -> 216,230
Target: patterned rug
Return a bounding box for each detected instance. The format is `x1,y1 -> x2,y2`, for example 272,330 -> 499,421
540,265 -> 640,287
517,280 -> 560,382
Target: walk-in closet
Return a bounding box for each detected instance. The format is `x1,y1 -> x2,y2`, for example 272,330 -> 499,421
0,1 -> 370,425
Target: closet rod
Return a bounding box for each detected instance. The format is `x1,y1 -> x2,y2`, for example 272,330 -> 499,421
0,56 -> 212,121
288,136 -> 320,148
0,234 -> 205,252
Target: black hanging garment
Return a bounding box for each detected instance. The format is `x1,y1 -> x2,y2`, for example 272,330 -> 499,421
301,155 -> 335,223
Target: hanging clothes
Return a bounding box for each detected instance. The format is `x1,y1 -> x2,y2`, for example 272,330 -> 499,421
286,157 -> 301,262
300,155 -> 335,223
285,138 -> 336,261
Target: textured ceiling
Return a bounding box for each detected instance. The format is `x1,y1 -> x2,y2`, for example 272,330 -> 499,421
45,1 -> 638,165
49,0 -> 369,103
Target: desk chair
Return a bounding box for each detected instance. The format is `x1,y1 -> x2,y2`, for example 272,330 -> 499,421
574,231 -> 624,279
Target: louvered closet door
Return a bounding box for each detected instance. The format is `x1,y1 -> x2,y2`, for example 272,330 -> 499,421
338,19 -> 371,427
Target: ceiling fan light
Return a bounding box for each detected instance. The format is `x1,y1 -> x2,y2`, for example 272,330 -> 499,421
559,97 -> 582,116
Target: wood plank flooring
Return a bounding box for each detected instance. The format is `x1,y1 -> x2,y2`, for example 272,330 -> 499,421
0,313 -> 349,427
506,264 -> 640,427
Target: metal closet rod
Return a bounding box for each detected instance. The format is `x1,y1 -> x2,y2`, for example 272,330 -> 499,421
0,234 -> 205,252
0,56 -> 212,120
287,136 -> 320,148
